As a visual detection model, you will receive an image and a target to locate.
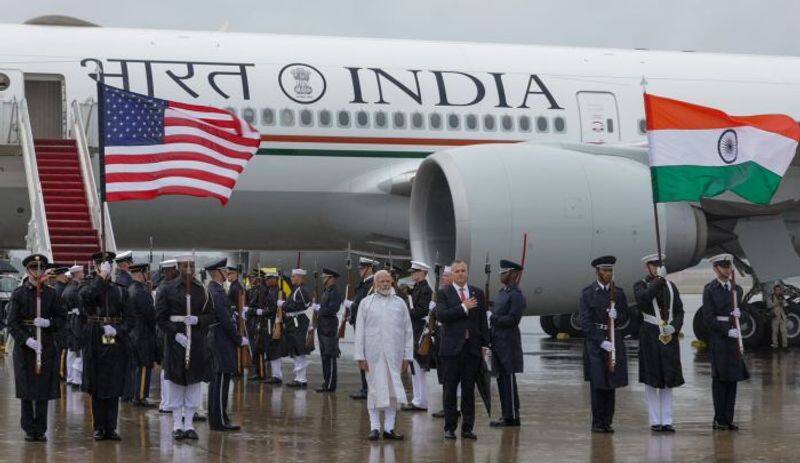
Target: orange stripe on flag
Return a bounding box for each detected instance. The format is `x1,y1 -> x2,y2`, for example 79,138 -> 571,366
644,94 -> 800,141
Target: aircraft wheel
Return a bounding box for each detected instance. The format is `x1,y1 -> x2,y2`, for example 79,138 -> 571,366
555,312 -> 584,338
540,315 -> 558,337
785,302 -> 800,347
693,308 -> 709,343
739,303 -> 768,350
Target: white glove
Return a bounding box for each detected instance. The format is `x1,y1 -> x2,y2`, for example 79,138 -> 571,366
607,307 -> 617,320
277,300 -> 285,308
70,308 -> 80,315
25,337 -> 40,351
240,337 -> 250,347
657,266 -> 668,278
184,315 -> 198,326
175,333 -> 189,348
727,328 -> 740,339
732,307 -> 741,318
428,301 -> 436,310
103,325 -> 117,337
600,340 -> 614,352
256,309 -> 264,316
100,261 -> 112,278
662,325 -> 676,336
33,317 -> 50,328
344,299 -> 353,309
242,307 -> 250,320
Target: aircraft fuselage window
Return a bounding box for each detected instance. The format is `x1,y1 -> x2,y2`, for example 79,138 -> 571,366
337,110 -> 351,127
261,108 -> 275,126
356,110 -> 369,128
318,110 -> 332,127
411,112 -> 424,129
242,108 -> 255,124
536,116 -> 548,132
554,116 -> 566,133
465,114 -> 478,131
375,111 -> 388,128
393,112 -> 406,129
483,114 -> 496,131
501,115 -> 513,131
280,109 -> 294,126
448,114 -> 460,130
429,113 -> 442,130
0,73 -> 9,91
519,116 -> 531,132
300,109 -> 313,126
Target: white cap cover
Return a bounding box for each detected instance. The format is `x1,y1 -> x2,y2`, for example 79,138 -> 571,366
410,261 -> 430,272
292,268 -> 307,276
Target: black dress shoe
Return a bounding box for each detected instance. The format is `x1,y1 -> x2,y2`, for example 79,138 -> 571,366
315,387 -> 331,393
350,391 -> 367,400
172,429 -> 185,440
383,430 -> 405,440
728,423 -> 739,431
159,408 -> 172,414
368,430 -> 380,441
35,433 -> 47,442
133,399 -> 157,408
105,430 -> 121,441
432,410 -> 446,418
712,421 -> 728,430
286,380 -> 302,388
661,424 -> 676,432
591,426 -> 607,433
444,430 -> 457,440
193,413 -> 207,422
265,377 -> 283,385
401,404 -> 427,412
650,425 -> 663,432
490,419 -> 519,427
93,430 -> 106,441
604,426 -> 615,434
222,423 -> 241,431
461,431 -> 478,440
184,429 -> 199,440
24,432 -> 37,442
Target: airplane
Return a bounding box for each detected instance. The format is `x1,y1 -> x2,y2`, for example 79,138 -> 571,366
0,16 -> 798,343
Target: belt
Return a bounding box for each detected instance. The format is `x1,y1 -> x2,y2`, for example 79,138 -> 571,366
642,313 -> 662,326
716,316 -> 730,322
87,316 -> 121,324
22,319 -> 35,326
170,316 -> 186,322
594,323 -> 608,330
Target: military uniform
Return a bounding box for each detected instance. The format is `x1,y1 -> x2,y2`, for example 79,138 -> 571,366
79,252 -> 132,441
405,261 -> 433,411
61,266 -> 85,388
155,256 -> 214,440
281,270 -> 312,387
489,260 -> 526,427
579,256 -> 629,433
246,278 -> 272,380
51,269 -> 69,382
701,254 -> 749,430
347,259 -> 377,399
7,255 -> 66,441
127,265 -> 158,407
316,269 -> 342,392
226,272 -> 247,375
634,254 -> 684,431
206,259 -> 244,431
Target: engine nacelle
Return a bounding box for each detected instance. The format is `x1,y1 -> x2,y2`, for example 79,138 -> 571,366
410,143 -> 707,316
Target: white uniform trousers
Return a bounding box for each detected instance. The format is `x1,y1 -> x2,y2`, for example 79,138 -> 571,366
293,355 -> 308,383
410,358 -> 428,408
165,380 -> 203,431
645,385 -> 673,426
270,359 -> 283,380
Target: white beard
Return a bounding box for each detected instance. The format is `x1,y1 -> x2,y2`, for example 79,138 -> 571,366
377,287 -> 391,296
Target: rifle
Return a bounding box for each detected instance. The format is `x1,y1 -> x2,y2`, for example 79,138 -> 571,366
306,263 -> 319,349
237,284 -> 251,372
731,267 -> 744,357
34,260 -> 42,375
272,269 -> 284,340
607,279 -> 617,374
338,244 -> 353,339
484,252 -> 491,309
417,261 -> 442,356
184,254 -> 193,370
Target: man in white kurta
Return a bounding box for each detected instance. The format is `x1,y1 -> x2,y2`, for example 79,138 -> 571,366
354,270 -> 414,441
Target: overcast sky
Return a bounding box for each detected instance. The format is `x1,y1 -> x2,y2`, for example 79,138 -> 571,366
2,0 -> 799,56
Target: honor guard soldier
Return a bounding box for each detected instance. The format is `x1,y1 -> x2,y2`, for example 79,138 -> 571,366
264,270 -> 287,384
402,261 -> 434,412
345,257 -> 378,399
634,253 -> 684,432
156,259 -> 178,414
79,251 -> 131,441
431,265 -> 452,419
701,254 -> 749,430
156,255 -> 214,440
7,254 -> 66,442
127,263 -> 159,407
489,260 -> 526,428
245,270 -> 272,381
114,251 -> 134,287
580,255 -> 629,434
62,264 -> 85,390
205,259 -> 248,431
279,268 -> 313,388
315,268 -> 342,392
226,265 -> 245,309
225,265 -> 247,376
50,267 -> 69,382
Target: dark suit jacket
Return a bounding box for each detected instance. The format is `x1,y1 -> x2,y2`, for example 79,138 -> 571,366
435,284 -> 489,357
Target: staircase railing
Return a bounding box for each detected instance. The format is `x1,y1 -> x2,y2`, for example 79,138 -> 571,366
71,99 -> 116,253
16,98 -> 53,260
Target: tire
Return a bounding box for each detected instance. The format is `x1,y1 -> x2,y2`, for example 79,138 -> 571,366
739,303 -> 768,350
554,312 -> 584,338
785,303 -> 800,347
693,308 -> 709,343
619,304 -> 641,339
539,315 -> 558,337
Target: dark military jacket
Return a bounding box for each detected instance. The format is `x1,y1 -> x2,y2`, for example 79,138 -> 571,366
634,276 -> 685,388
579,281 -> 629,389
409,279 -> 433,366
127,280 -> 159,367
208,280 -> 241,374
283,284 -> 312,356
246,283 -> 272,357
490,283 -> 526,374
115,269 -> 132,288
61,279 -> 84,351
348,275 -> 374,326
317,285 -> 342,357
227,279 -> 244,311
701,279 -> 749,382
7,280 -> 65,400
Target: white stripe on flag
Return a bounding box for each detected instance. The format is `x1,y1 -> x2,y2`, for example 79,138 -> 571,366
105,144 -> 250,167
106,177 -> 233,197
164,125 -> 257,153
167,107 -> 234,121
105,161 -> 240,179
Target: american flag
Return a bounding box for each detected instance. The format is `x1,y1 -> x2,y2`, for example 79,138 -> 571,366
100,84 -> 260,205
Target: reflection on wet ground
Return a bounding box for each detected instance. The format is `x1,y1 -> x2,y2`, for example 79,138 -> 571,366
3,295 -> 800,462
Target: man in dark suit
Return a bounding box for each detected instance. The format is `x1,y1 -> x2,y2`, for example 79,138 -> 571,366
435,260 -> 489,440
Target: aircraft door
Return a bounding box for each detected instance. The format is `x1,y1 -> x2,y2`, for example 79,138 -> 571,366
0,69 -> 24,144
576,91 -> 620,144
24,74 -> 65,139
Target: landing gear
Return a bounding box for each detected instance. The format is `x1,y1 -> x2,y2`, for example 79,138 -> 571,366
693,303 -> 769,349
784,302 -> 800,347
539,315 -> 558,337
554,312 -> 583,338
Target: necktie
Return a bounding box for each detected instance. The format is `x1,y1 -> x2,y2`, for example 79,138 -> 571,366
459,287 -> 469,339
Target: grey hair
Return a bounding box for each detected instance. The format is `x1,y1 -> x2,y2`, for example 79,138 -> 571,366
373,269 -> 392,281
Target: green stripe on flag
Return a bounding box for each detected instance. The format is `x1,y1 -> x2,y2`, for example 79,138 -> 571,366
257,148 -> 431,159
651,161 -> 783,205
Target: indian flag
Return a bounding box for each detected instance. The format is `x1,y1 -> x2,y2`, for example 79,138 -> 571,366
645,94 -> 800,205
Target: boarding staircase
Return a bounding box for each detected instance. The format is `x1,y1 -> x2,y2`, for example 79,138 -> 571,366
11,98 -> 115,265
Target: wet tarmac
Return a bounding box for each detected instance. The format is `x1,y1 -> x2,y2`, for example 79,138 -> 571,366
2,294 -> 800,462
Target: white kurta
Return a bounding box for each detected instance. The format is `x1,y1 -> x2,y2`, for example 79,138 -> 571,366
353,290 -> 415,410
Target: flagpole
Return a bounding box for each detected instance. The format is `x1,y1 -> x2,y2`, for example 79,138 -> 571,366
96,80 -> 107,253
642,76 -> 665,262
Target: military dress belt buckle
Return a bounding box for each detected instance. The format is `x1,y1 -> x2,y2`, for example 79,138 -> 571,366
170,315 -> 186,323
102,334 -> 116,345
716,316 -> 730,322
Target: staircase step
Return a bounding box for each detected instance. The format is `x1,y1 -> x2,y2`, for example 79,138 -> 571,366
35,146 -> 78,154
40,174 -> 83,182
51,235 -> 99,245
44,202 -> 89,212
41,180 -> 86,189
34,138 -> 75,146
39,167 -> 81,175
50,227 -> 96,236
47,211 -> 91,222
37,159 -> 81,168
53,254 -> 97,266
44,194 -> 86,205
52,242 -> 98,251
48,220 -> 93,229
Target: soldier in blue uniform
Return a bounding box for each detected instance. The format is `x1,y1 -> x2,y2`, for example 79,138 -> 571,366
225,265 -> 246,376
701,254 -> 749,430
489,259 -> 526,428
279,268 -> 313,388
7,254 -> 66,442
579,255 -> 629,433
62,264 -> 85,390
114,251 -> 134,288
315,268 -> 342,392
205,259 -> 248,431
127,263 -> 159,407
50,266 -> 69,382
345,257 -> 378,399
245,270 -> 271,381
